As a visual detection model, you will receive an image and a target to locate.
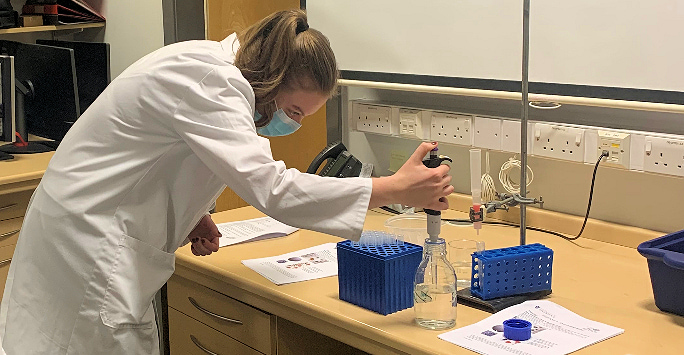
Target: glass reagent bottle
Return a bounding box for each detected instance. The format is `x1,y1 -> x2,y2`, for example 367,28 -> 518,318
414,237 -> 457,330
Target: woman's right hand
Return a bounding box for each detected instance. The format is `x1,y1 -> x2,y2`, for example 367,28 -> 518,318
369,142 -> 454,210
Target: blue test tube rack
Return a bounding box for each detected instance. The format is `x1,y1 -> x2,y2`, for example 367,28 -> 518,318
337,240 -> 423,315
470,243 -> 554,300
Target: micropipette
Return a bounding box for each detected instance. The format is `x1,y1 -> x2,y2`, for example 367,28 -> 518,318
422,148 -> 453,242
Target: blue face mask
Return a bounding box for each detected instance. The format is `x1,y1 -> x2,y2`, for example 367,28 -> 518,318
254,103 -> 301,137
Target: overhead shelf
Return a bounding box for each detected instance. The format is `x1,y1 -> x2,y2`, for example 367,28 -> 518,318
0,22 -> 105,35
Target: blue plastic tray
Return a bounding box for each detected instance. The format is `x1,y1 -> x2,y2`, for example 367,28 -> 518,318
638,229 -> 684,316
337,240 -> 422,315
470,243 -> 553,300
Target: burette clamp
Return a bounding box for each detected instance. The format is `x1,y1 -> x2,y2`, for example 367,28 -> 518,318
469,206 -> 483,223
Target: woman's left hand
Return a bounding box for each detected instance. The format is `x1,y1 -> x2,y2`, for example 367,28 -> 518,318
189,214 -> 221,256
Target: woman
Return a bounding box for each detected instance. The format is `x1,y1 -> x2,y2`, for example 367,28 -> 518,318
0,9 -> 452,354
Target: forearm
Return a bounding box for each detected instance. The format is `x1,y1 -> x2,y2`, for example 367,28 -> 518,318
369,176 -> 400,209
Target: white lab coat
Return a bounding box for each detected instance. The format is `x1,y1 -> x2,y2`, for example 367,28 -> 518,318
0,34 -> 371,354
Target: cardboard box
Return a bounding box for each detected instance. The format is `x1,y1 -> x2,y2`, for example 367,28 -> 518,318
19,15 -> 43,27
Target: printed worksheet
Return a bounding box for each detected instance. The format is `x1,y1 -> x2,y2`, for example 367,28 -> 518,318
439,300 -> 623,355
217,217 -> 298,248
241,243 -> 338,285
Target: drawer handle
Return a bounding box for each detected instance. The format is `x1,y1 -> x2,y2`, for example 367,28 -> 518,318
0,203 -> 17,212
188,297 -> 243,325
190,335 -> 220,355
0,229 -> 19,240
0,258 -> 11,267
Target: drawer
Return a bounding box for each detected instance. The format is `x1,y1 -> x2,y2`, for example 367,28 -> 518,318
168,275 -> 273,355
0,190 -> 33,221
0,244 -> 15,301
169,307 -> 262,355
0,217 -> 22,249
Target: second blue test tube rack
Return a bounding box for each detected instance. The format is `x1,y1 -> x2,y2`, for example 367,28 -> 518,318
470,243 -> 553,300
337,239 -> 423,315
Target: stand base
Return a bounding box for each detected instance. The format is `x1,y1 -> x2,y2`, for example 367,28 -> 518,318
0,151 -> 13,161
39,140 -> 61,150
0,142 -> 53,154
457,287 -> 552,313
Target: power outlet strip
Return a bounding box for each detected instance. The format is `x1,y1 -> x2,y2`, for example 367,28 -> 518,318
532,123 -> 585,162
430,112 -> 472,146
352,103 -> 392,135
644,136 -> 684,177
473,116 -> 502,150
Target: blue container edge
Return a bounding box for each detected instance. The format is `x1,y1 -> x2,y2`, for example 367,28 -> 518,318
638,229 -> 684,316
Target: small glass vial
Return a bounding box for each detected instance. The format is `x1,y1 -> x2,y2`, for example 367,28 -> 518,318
413,237 -> 457,330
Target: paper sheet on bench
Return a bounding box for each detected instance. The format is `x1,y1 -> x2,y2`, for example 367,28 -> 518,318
217,217 -> 298,248
438,300 -> 623,355
242,243 -> 338,285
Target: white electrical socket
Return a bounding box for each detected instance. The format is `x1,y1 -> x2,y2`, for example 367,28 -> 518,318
630,134 -> 646,171
532,123 -> 585,162
430,112 -> 472,146
473,116 -> 502,150
501,120 -> 535,154
597,130 -> 630,168
643,136 -> 684,177
398,108 -> 426,139
501,120 -> 521,153
352,103 -> 392,135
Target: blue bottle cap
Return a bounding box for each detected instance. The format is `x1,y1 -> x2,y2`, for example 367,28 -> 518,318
503,319 -> 532,341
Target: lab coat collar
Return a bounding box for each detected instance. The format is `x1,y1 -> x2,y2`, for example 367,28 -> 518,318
220,33 -> 240,64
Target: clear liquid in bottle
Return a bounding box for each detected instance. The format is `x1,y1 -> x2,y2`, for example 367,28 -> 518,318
414,237 -> 457,330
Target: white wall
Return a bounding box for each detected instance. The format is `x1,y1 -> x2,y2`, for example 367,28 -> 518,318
309,0 -> 684,92
100,0 -> 165,78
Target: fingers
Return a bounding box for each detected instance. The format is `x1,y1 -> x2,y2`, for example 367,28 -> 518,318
191,240 -> 210,256
409,142 -> 438,163
206,236 -> 220,252
195,236 -> 221,256
434,164 -> 450,176
441,174 -> 453,186
207,215 -> 222,238
426,196 -> 450,211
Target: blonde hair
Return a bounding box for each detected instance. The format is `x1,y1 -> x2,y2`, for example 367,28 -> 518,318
235,9 -> 338,127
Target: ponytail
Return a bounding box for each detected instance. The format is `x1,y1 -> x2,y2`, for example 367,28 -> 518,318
235,9 -> 338,127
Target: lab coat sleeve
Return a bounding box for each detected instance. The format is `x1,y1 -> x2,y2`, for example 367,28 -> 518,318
171,67 -> 372,240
